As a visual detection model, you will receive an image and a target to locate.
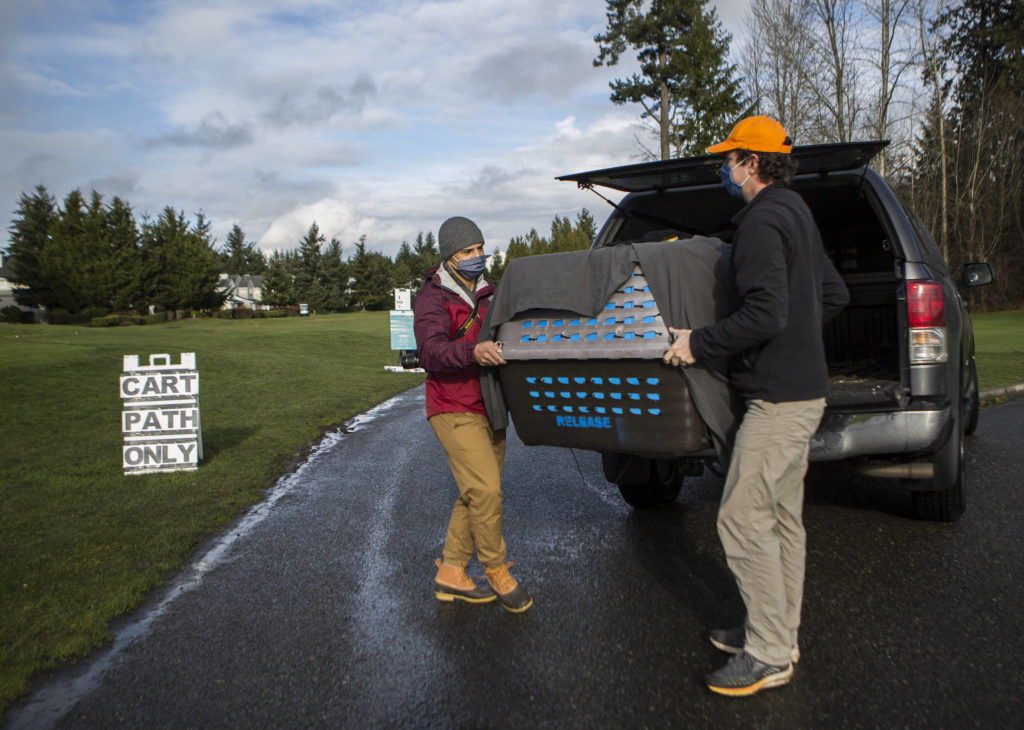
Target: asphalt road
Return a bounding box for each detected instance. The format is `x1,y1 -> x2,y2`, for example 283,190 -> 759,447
7,387 -> 1024,729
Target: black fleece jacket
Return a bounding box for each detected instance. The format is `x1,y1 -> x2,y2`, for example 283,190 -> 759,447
689,184 -> 849,402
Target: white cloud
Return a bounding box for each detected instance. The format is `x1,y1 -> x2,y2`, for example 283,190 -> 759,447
2,0 -> 752,260
257,198 -> 375,253
10,67 -> 85,96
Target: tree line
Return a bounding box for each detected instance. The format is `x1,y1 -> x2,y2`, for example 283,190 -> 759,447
8,0 -> 1018,315
4,184 -> 597,316
735,0 -> 1022,309
595,0 -> 1022,309
6,187 -> 224,316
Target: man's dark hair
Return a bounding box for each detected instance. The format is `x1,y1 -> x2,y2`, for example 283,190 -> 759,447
739,149 -> 799,186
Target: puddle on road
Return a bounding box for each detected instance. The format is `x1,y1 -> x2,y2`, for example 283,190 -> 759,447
6,389 -> 422,730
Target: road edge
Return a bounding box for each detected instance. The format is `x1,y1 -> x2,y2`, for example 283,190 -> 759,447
980,382 -> 1024,405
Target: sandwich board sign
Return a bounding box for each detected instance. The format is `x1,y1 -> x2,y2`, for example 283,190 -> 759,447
390,287 -> 416,350
121,353 -> 203,474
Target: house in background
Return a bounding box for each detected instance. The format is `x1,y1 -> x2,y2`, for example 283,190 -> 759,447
0,252 -> 44,322
215,273 -> 265,310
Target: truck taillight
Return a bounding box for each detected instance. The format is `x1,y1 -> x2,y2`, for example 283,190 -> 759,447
907,280 -> 946,327
908,279 -> 948,364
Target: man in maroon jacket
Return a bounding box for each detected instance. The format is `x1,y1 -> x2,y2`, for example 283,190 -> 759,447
413,216 -> 532,613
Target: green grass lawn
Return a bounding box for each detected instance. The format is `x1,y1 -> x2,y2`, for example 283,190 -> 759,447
1,308 -> 1022,719
0,313 -> 423,718
971,309 -> 1024,393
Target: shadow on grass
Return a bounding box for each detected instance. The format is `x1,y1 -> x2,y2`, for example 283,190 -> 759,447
200,425 -> 256,463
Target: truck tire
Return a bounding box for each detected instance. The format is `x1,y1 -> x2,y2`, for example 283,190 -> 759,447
912,396 -> 966,522
616,459 -> 683,508
964,358 -> 980,436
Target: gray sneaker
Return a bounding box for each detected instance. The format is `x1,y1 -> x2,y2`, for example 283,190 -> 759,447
709,627 -> 800,664
706,651 -> 793,697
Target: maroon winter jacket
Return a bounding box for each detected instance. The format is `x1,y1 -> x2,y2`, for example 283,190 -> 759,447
413,265 -> 495,419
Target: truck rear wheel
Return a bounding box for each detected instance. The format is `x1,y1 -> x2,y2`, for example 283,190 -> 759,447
616,459 -> 683,508
912,396 -> 966,522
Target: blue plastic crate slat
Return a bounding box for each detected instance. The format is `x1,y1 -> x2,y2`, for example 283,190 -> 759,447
496,267 -> 669,361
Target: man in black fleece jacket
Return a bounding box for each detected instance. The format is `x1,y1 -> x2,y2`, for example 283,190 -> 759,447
663,116 -> 849,697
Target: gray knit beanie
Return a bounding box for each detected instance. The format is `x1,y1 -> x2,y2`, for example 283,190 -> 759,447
438,216 -> 484,260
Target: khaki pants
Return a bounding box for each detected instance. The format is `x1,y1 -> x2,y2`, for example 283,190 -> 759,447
717,397 -> 826,667
429,412 -> 507,570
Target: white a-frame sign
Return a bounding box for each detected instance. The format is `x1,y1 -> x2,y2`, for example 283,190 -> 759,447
121,353 -> 203,474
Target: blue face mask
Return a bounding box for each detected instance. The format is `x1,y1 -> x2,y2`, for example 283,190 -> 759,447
455,254 -> 487,280
720,158 -> 750,199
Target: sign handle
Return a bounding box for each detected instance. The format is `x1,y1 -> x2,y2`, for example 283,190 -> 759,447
149,354 -> 171,367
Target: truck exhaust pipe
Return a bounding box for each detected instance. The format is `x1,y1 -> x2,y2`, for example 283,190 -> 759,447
853,461 -> 934,479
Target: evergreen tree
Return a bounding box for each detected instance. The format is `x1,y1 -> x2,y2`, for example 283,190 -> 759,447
907,0 -> 1024,309
224,224 -> 248,274
8,187 -> 141,312
392,240 -> 417,292
101,195 -> 142,311
294,222 -> 327,312
942,0 -> 1023,109
576,209 -> 598,244
262,250 -> 296,306
192,211 -> 227,311
525,228 -> 550,256
245,244 -> 267,275
221,223 -> 267,275
6,185 -> 57,309
321,237 -> 349,311
489,209 -> 600,286
549,209 -> 598,252
361,251 -> 395,310
412,231 -> 441,282
485,245 -> 510,285
669,1 -> 747,156
42,190 -> 92,313
504,234 -> 534,264
594,0 -> 745,159
549,215 -> 574,253
348,235 -> 394,310
139,207 -> 221,316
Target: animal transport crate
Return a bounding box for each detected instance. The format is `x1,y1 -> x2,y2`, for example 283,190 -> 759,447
495,267 -> 709,458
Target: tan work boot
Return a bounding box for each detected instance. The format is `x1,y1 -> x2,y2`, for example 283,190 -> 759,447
484,563 -> 533,613
434,559 -> 497,604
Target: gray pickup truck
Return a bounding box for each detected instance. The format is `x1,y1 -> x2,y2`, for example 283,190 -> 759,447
492,142 -> 992,521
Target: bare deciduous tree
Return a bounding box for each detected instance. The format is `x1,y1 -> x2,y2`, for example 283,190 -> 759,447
740,0 -> 818,142
805,0 -> 863,142
911,0 -> 950,259
860,0 -> 916,177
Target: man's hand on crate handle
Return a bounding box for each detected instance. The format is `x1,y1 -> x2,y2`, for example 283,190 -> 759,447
474,340 -> 507,367
663,327 -> 696,367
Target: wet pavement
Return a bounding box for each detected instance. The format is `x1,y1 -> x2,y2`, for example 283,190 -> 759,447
6,387 -> 1024,729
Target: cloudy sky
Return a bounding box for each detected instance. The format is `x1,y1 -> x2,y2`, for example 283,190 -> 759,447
1,0 -> 750,259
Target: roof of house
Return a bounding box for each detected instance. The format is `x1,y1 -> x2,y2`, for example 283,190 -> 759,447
216,274 -> 266,290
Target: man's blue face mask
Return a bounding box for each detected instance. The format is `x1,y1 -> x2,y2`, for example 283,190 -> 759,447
456,254 -> 487,280
719,157 -> 750,199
